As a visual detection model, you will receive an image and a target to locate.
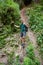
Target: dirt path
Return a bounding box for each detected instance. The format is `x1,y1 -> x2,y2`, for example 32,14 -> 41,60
20,8 -> 43,65
27,29 -> 43,65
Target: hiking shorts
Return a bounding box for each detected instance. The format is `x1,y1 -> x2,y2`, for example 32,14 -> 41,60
20,32 -> 26,37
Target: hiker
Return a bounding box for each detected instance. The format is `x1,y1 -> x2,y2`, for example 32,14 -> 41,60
20,21 -> 28,48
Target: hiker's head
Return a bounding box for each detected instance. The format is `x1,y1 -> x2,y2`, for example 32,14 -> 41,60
21,17 -> 25,24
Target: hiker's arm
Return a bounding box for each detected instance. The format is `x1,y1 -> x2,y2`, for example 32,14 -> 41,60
14,25 -> 20,28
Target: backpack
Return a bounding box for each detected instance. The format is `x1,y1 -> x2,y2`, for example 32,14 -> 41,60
25,25 -> 28,32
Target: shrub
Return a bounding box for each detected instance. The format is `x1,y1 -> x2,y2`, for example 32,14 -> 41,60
0,0 -> 20,32
23,57 -> 35,65
34,58 -> 40,65
26,43 -> 35,60
0,38 -> 6,49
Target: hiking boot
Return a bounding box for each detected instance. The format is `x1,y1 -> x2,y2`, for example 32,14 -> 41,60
21,43 -> 25,48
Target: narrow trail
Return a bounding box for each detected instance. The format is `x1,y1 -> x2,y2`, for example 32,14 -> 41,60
27,29 -> 43,65
20,8 -> 43,65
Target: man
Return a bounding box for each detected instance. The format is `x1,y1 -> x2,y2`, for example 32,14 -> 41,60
20,21 -> 28,48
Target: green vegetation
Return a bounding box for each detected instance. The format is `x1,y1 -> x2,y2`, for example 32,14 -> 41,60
23,43 -> 40,65
7,52 -> 14,65
0,63 -> 4,65
23,57 -> 40,65
0,0 -> 20,33
0,0 -> 20,48
26,5 -> 43,59
26,43 -> 35,60
23,57 -> 34,65
40,0 -> 43,5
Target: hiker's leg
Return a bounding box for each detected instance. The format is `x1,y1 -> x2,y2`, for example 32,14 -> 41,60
20,37 -> 23,43
21,32 -> 26,43
21,38 -> 25,48
21,32 -> 26,48
20,32 -> 23,43
23,31 -> 26,42
22,37 -> 25,43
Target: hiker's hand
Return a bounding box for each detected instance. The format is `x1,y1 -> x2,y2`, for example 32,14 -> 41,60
14,25 -> 20,28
